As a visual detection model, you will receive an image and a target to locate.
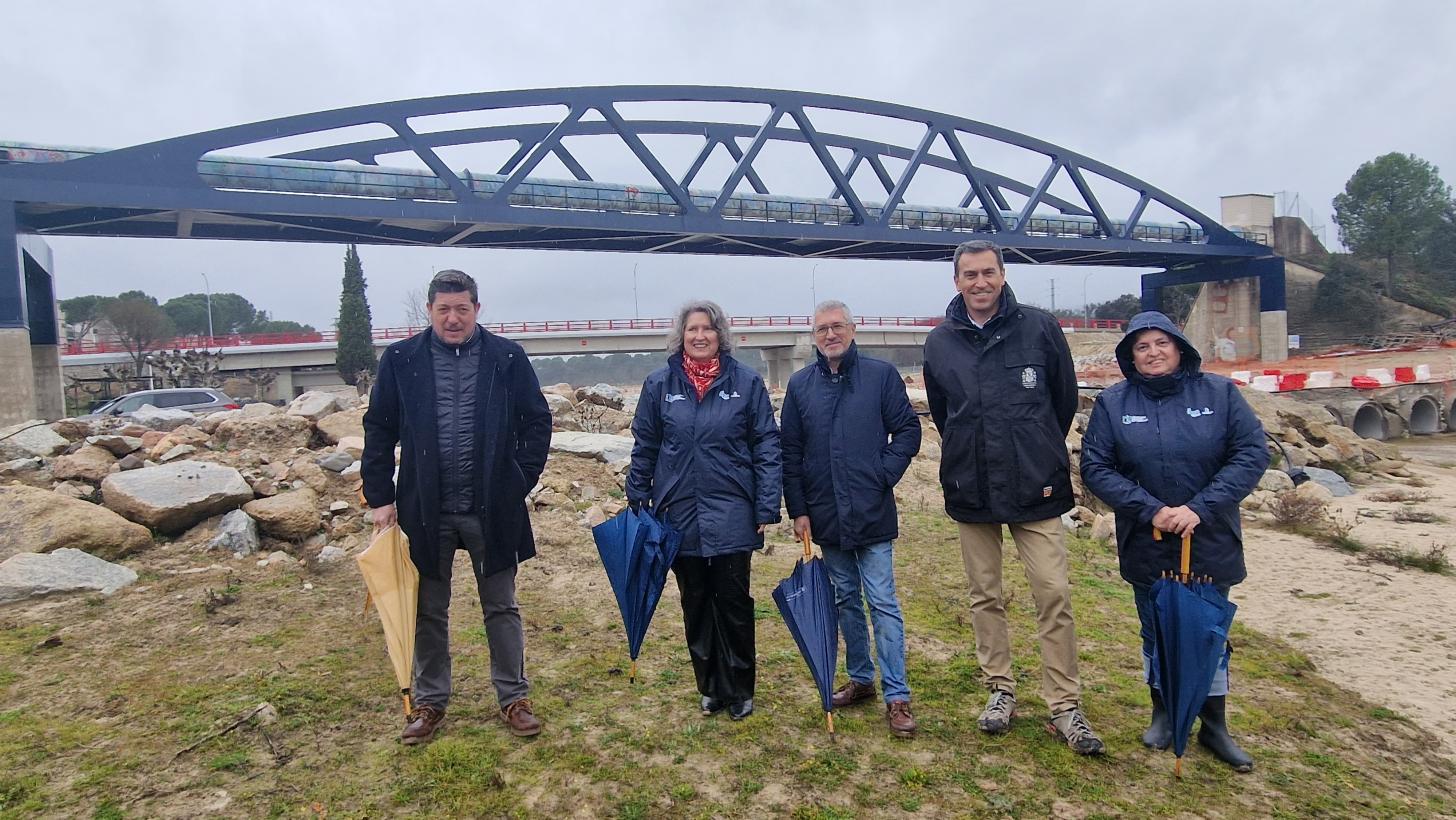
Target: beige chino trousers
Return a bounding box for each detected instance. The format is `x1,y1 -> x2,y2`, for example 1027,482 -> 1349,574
956,517 -> 1081,714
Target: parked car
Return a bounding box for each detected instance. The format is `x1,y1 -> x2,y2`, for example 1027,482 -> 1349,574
79,388 -> 240,420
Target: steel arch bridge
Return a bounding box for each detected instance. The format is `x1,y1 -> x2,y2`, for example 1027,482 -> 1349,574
0,85 -> 1284,344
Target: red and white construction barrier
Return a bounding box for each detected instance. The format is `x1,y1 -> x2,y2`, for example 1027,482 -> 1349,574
1233,364 -> 1432,392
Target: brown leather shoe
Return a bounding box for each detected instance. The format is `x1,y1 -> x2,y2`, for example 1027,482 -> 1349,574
886,700 -> 917,738
830,680 -> 877,709
501,698 -> 542,737
400,704 -> 445,745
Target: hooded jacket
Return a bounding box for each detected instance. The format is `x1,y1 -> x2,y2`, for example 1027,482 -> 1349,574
1079,311 -> 1269,587
781,342 -> 922,549
362,326 -> 553,580
922,285 -> 1079,524
627,353 -> 783,557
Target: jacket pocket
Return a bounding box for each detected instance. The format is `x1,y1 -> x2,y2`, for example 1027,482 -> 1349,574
938,426 -> 982,508
1005,350 -> 1047,406
1010,421 -> 1069,505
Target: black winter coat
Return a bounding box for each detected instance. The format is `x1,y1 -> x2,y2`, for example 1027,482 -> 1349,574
362,327 -> 552,580
1080,311 -> 1269,587
627,353 -> 782,557
923,286 -> 1078,524
782,343 -> 921,549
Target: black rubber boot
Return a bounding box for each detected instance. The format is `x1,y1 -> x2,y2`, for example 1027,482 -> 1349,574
1197,695 -> 1254,772
1143,686 -> 1172,750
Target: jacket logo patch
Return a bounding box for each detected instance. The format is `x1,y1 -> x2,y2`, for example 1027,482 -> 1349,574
719,390 -> 741,400
664,393 -> 687,403
1042,486 -> 1053,497
1021,367 -> 1037,389
1186,407 -> 1214,417
1121,414 -> 1149,425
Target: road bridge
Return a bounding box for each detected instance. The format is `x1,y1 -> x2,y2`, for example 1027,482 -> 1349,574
2,86 -> 1282,423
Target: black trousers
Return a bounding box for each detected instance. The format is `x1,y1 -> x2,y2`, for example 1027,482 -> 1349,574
672,552 -> 755,702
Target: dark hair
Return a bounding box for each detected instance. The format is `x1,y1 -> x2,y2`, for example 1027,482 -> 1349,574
427,269 -> 478,304
952,239 -> 1005,272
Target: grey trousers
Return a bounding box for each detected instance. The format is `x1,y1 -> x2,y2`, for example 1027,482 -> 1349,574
412,514 -> 529,710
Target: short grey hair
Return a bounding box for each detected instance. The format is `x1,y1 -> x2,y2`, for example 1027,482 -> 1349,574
667,299 -> 733,356
952,239 -> 1005,271
813,300 -> 855,327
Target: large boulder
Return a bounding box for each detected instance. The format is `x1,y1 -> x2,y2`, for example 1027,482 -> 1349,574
147,425 -> 211,460
243,489 -> 321,540
0,484 -> 153,561
50,445 -> 119,483
0,548 -> 138,604
335,436 -> 365,460
544,393 -> 573,417
1257,469 -> 1296,493
241,402 -> 279,418
197,409 -> 241,434
316,408 -> 365,444
286,391 -> 339,422
0,420 -> 69,460
549,432 -> 634,467
1302,466 -> 1354,497
50,419 -> 93,441
209,509 -> 261,557
578,383 -> 626,410
100,461 -> 254,534
86,434 -> 143,456
126,405 -> 196,431
316,451 -> 355,473
214,413 -> 312,452
542,383 -> 578,404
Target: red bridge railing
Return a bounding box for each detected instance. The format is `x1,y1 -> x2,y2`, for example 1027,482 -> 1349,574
63,315 -> 1122,354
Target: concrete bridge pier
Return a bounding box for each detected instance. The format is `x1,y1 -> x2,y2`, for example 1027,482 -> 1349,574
762,339 -> 814,388
0,204 -> 63,425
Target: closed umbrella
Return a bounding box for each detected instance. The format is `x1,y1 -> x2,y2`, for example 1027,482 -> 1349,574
593,506 -> 683,682
772,531 -> 839,734
1150,528 -> 1238,776
355,524 -> 418,715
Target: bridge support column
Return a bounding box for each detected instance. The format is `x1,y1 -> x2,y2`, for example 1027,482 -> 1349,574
762,339 -> 814,388
0,202 -> 40,426
1142,256 -> 1287,364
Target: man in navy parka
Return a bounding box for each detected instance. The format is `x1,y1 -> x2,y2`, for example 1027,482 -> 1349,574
1080,310 -> 1268,772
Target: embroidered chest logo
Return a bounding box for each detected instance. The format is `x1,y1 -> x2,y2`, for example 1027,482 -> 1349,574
719,390 -> 742,401
1020,367 -> 1037,389
1121,414 -> 1149,425
1186,407 -> 1214,418
664,393 -> 687,403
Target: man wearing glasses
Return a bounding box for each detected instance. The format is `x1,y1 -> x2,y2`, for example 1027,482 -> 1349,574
781,300 -> 922,737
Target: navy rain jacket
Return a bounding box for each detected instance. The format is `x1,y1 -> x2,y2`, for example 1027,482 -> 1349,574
362,326 -> 553,580
782,342 -> 922,550
627,353 -> 783,557
1079,311 -> 1269,587
922,286 -> 1079,524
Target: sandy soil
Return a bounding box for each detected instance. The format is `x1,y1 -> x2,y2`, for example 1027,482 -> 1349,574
1234,461 -> 1456,758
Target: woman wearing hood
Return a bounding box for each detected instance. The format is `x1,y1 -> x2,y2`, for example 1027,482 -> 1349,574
1080,311 -> 1268,772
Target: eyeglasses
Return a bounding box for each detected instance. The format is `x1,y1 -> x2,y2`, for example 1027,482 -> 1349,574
813,322 -> 851,337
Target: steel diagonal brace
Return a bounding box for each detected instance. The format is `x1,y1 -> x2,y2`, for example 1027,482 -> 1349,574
785,107 -> 868,225
876,125 -> 939,226
939,130 -> 1005,232
1012,160 -> 1062,234
1063,164 -> 1117,238
595,105 -> 698,213
388,119 -> 477,202
491,107 -> 588,204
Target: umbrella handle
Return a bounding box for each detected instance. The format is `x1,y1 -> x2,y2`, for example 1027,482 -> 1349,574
1151,528 -> 1194,580
402,690 -> 413,716
801,531 -> 813,560
826,711 -> 835,735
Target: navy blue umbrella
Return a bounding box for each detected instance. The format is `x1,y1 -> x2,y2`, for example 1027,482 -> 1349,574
773,532 -> 839,734
1150,529 -> 1238,777
593,507 -> 683,682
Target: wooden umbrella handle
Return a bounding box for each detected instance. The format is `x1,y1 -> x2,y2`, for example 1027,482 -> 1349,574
801,530 -> 813,559
1179,533 -> 1192,579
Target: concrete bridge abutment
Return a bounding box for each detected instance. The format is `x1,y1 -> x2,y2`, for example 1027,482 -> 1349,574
0,204 -> 63,425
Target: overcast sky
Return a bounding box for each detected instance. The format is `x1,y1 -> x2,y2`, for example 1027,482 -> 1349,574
4,1 -> 1453,330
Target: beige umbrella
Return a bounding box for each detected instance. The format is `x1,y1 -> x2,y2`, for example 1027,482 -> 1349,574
356,524 -> 419,715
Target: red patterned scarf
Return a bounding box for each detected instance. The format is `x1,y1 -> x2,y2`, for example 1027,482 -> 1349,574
682,355 -> 721,400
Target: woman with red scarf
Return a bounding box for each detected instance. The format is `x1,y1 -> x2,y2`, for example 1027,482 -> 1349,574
627,300 -> 783,720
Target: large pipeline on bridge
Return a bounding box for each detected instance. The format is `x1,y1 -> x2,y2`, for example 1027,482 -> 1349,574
0,141 -> 1263,245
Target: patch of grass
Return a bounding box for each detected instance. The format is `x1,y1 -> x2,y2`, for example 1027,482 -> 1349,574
1367,488 -> 1431,503
1365,543 -> 1452,574
91,798 -> 125,820
207,750 -> 249,772
0,775 -> 45,815
1392,508 -> 1444,524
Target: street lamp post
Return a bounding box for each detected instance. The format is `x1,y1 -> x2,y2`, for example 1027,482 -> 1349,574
810,263 -> 820,315
200,272 -> 214,342
1081,271 -> 1094,326
632,263 -> 640,319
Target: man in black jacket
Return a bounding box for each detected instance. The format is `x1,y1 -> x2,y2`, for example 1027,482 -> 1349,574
922,240 -> 1103,755
362,270 -> 552,745
782,300 -> 922,737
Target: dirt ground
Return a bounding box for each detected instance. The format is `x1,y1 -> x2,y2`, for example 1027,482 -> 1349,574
1235,459 -> 1456,759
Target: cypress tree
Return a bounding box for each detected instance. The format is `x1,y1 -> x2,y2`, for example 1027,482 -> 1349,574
335,244 -> 376,385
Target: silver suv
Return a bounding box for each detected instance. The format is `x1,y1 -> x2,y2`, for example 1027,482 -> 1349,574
82,388 -> 240,419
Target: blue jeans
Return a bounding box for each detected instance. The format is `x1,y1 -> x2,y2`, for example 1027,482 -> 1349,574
820,541 -> 910,702
1132,583 -> 1230,697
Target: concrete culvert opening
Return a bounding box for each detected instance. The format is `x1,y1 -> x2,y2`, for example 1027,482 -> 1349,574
1450,400 -> 1456,433
1352,403 -> 1387,440
1324,406 -> 1345,427
1408,397 -> 1441,435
